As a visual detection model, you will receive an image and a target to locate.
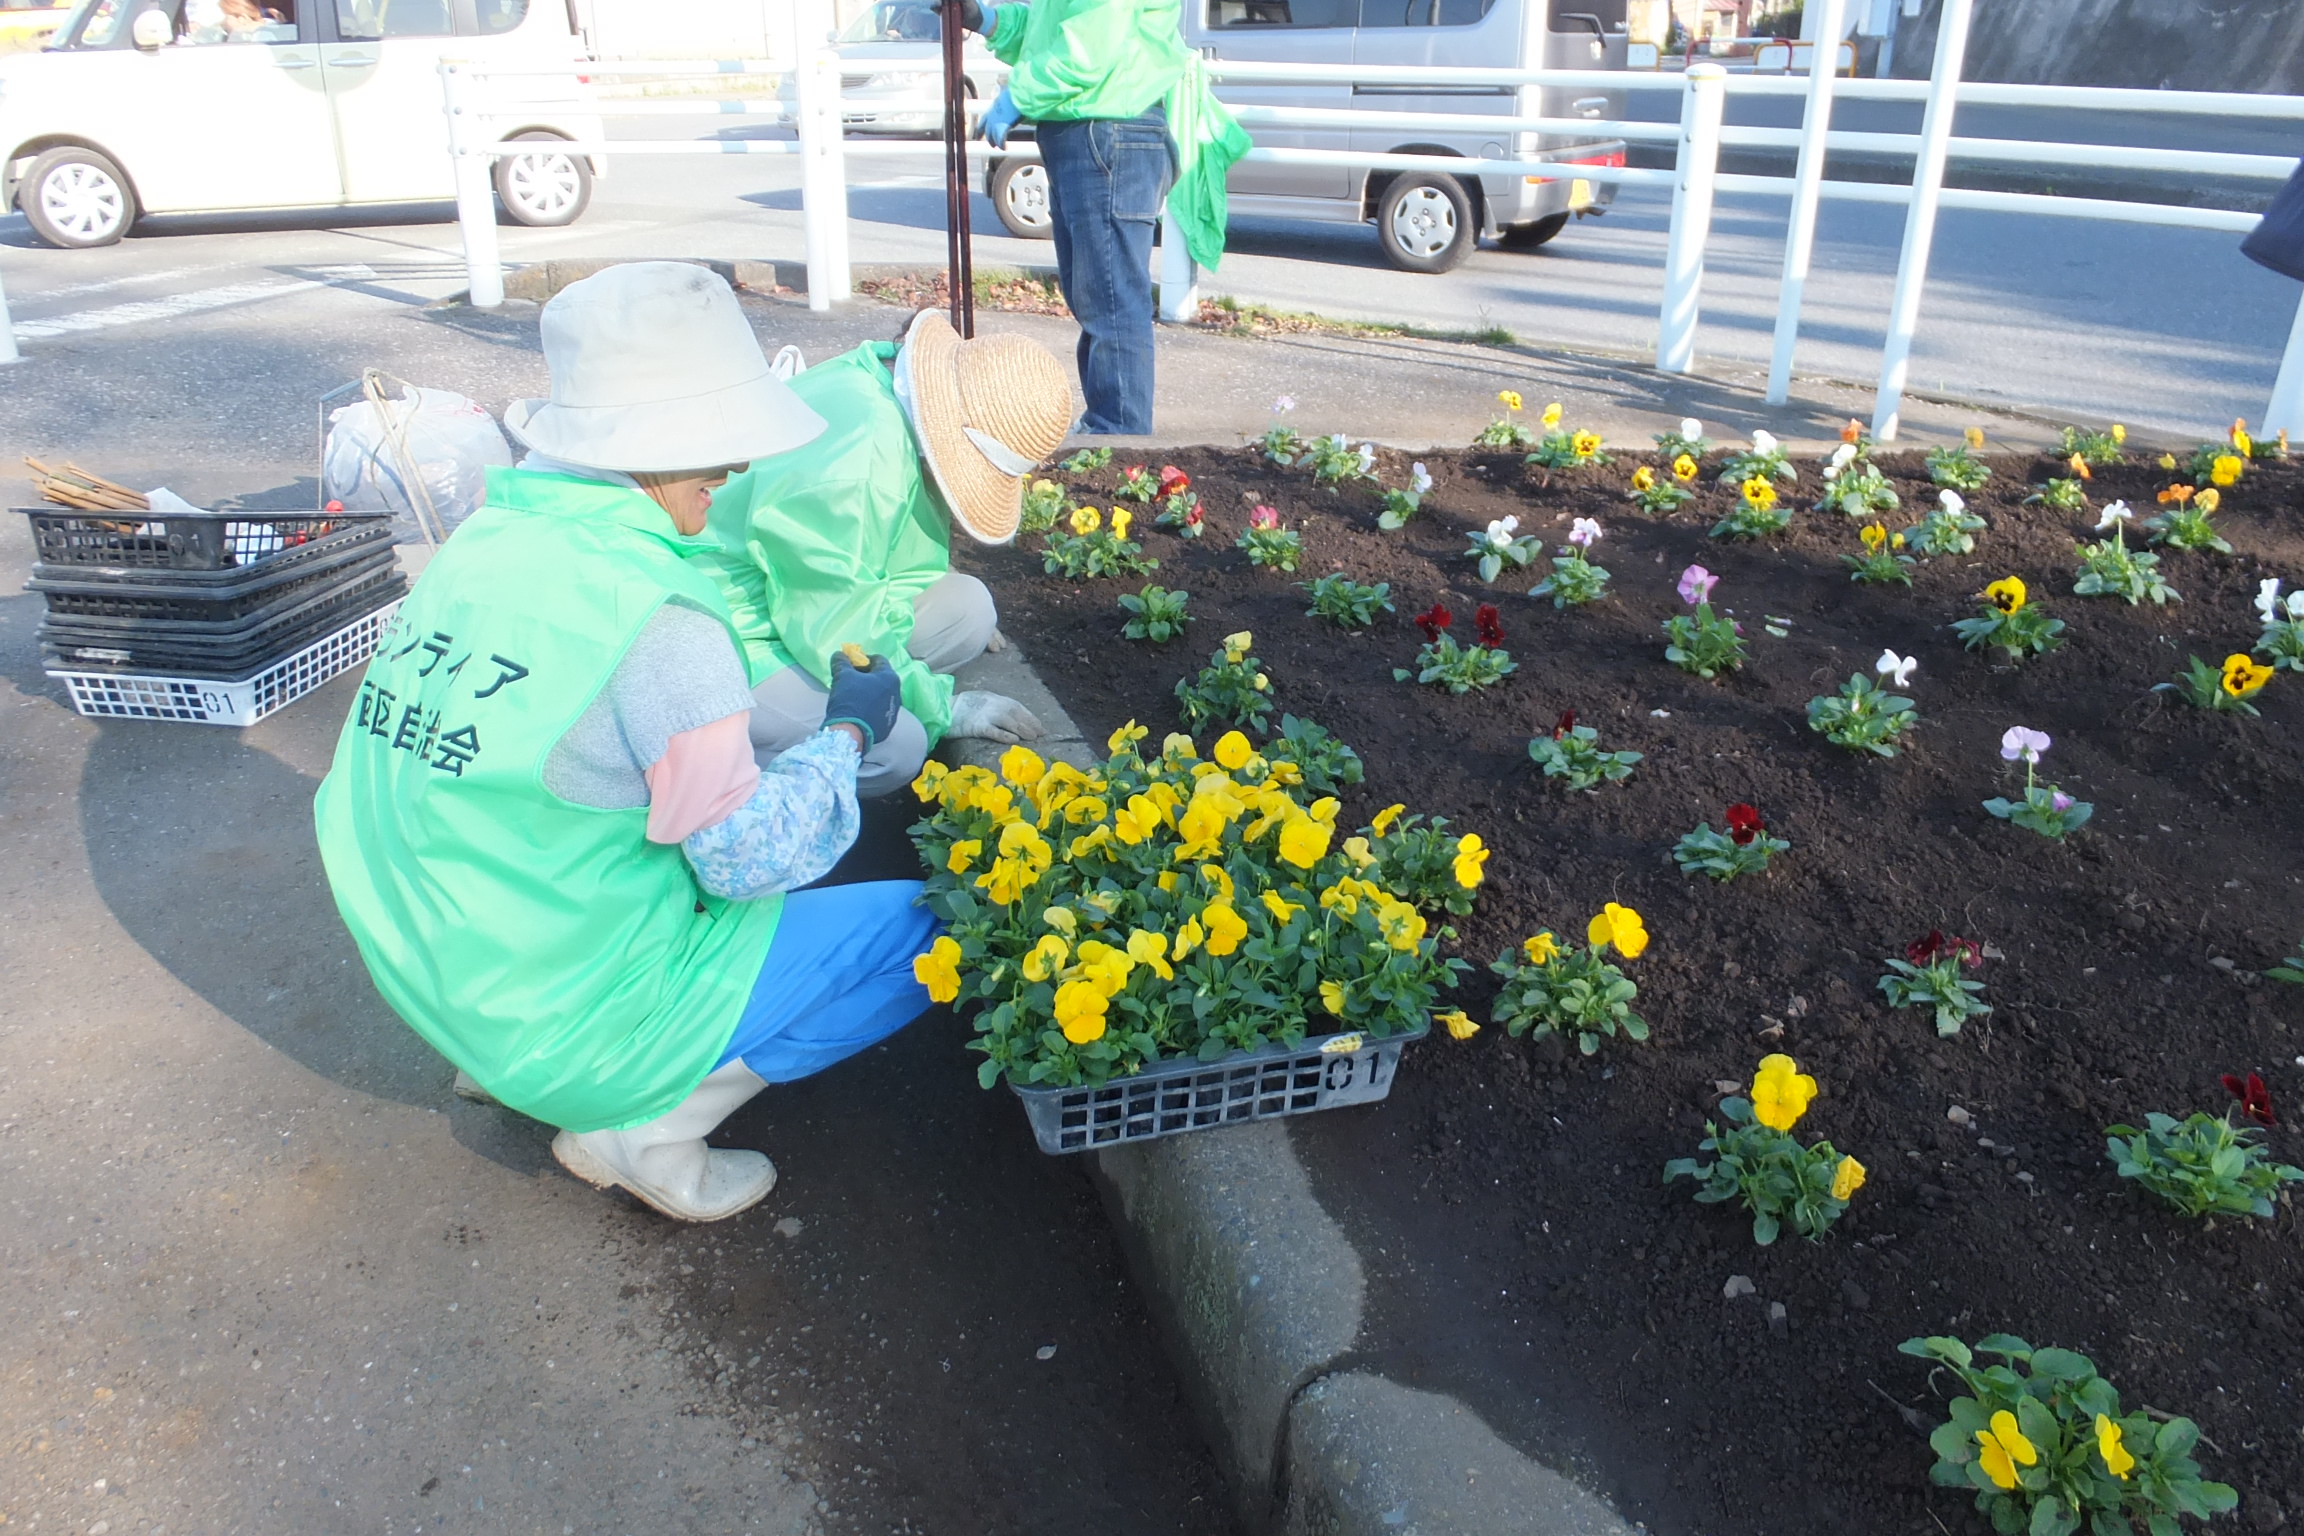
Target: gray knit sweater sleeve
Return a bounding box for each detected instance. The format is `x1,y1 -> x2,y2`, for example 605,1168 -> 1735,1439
542,602 -> 757,810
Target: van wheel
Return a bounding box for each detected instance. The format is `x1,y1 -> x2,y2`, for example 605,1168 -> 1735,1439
496,133 -> 591,227
990,158 -> 1053,240
23,146 -> 136,249
1499,212 -> 1570,250
1377,170 -> 1474,274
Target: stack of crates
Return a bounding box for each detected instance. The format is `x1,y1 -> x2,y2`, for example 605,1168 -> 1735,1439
24,505 -> 407,726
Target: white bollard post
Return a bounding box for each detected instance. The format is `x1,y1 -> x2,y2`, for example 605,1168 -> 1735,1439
1870,0 -> 1973,442
793,48 -> 852,310
1764,0 -> 1845,406
0,268 -> 22,365
440,60 -> 506,310
1656,63 -> 1727,376
2263,291 -> 2304,441
1158,209 -> 1199,324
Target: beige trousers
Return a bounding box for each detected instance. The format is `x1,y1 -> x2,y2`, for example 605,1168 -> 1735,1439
747,571 -> 997,799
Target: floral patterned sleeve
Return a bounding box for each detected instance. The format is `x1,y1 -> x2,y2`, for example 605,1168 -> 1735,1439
681,729 -> 863,900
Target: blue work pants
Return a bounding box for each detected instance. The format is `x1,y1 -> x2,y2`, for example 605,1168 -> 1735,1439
1036,105 -> 1174,435
715,880 -> 942,1083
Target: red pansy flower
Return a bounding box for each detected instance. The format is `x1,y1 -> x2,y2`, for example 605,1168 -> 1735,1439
2222,1071 -> 2277,1127
1414,603 -> 1452,642
1725,803 -> 1765,846
1474,604 -> 1505,648
1158,465 -> 1191,498
1248,503 -> 1281,530
1553,709 -> 1577,739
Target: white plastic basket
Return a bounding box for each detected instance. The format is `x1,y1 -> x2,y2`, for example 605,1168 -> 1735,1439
49,599 -> 401,727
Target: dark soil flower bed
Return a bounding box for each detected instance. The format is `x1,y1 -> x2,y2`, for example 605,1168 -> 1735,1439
958,442 -> 2304,1536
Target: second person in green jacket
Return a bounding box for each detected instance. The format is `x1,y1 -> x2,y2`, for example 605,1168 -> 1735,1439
700,310 -> 1078,797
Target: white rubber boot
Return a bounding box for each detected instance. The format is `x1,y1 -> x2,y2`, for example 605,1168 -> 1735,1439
550,1061 -> 776,1223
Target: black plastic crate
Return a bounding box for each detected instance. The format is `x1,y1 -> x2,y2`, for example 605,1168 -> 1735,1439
31,532 -> 397,620
17,507 -> 389,573
41,567 -> 407,672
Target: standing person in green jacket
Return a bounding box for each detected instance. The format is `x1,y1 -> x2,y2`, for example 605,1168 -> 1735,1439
962,0 -> 1247,435
701,308 -> 1078,798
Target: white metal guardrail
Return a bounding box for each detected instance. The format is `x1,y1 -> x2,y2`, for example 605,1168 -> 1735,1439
443,0 -> 2304,438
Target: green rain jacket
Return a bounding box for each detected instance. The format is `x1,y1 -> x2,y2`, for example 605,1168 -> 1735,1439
987,0 -> 1249,270
700,342 -> 959,742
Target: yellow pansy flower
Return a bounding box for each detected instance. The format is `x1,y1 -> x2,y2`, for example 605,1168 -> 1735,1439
1860,523 -> 1887,552
1831,1155 -> 1866,1201
1068,505 -> 1102,535
1108,719 -> 1149,754
1222,630 -> 1254,662
1043,906 -> 1078,937
2094,1415 -> 2134,1481
1342,835 -> 1376,870
1054,979 -> 1109,1044
1452,833 -> 1487,889
1214,730 -> 1254,771
2157,451 -> 2178,469
1498,389 -> 1523,412
1000,744 -> 1046,787
1740,475 -> 1778,511
912,760 -> 949,803
1672,453 -> 1699,482
1307,796 -> 1339,827
1375,897 -> 1427,952
2221,652 -> 2274,699
912,936 -> 963,1004
1202,902 -> 1249,956
1438,1009 -> 1479,1041
1261,889 -> 1305,924
1631,465 -> 1655,492
1253,672 -> 1270,692
1022,934 -> 1071,983
1066,825 -> 1114,861
1161,731 -> 1198,761
1172,916 -> 1205,961
2210,453 -> 2244,487
1586,901 -> 1649,959
1750,1054 -> 1818,1132
2194,487 -> 2220,513
1156,870 -> 1178,893
1126,928 -> 1173,981
2229,419 -> 2251,455
1571,430 -> 1602,459
946,838 -> 982,874
1199,863 -> 1234,902
1110,507 -> 1133,541
1975,1411 -> 2038,1491
1523,932 -> 1560,965
1279,816 -> 1332,870
1540,401 -> 1563,430
1982,575 -> 2027,614
1264,759 -> 1303,786
1320,979 -> 1348,1016
1064,795 -> 1108,826
1963,426 -> 1986,450
1370,803 -> 1406,837
1114,793 -> 1164,846
2111,422 -> 2126,444
1072,939 -> 1135,997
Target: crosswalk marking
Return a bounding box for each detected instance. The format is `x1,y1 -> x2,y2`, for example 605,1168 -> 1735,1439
11,266 -> 379,341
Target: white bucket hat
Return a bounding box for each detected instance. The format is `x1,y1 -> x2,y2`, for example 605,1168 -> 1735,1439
503,262 -> 827,473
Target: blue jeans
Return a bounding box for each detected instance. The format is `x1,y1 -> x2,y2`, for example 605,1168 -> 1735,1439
1037,106 -> 1174,435
715,880 -> 942,1084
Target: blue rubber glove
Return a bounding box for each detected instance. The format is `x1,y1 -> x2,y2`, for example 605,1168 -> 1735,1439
980,87 -> 1022,150
823,651 -> 903,751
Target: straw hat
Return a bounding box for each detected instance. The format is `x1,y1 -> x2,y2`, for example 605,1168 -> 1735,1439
504,262 -> 827,473
894,309 -> 1074,545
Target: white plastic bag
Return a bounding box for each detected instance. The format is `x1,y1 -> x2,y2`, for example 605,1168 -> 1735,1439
323,380 -> 512,544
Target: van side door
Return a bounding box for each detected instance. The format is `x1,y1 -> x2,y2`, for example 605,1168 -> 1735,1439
1350,0 -> 1519,178
1191,0 -> 1354,204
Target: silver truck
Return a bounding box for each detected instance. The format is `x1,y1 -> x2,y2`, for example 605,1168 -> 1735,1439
983,0 -> 1629,274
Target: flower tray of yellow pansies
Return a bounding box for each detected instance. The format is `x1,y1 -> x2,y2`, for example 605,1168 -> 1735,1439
907,723 -> 1481,1153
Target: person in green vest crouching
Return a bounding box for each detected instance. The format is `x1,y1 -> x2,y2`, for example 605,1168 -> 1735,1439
315,263 -> 943,1224
701,308 -> 1075,798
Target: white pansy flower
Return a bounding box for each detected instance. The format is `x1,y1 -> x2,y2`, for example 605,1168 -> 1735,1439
2094,501 -> 2132,532
1875,649 -> 1917,688
1485,515 -> 1520,548
1679,417 -> 1703,441
1938,489 -> 1965,514
1829,442 -> 1858,469
1750,429 -> 1778,456
1411,462 -> 1433,495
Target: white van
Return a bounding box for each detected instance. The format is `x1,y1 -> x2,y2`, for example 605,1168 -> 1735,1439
0,0 -> 601,248
986,0 -> 1628,274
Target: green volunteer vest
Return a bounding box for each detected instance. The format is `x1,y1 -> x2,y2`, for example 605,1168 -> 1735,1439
313,469 -> 783,1133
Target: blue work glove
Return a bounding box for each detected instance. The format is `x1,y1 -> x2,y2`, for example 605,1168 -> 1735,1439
956,0 -> 991,33
823,651 -> 903,751
980,87 -> 1022,150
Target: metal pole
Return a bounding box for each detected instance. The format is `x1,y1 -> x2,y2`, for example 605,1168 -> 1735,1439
1655,63 -> 1726,375
1158,210 -> 1200,323
441,60 -> 506,309
2265,290 -> 2304,441
1870,0 -> 1973,441
793,47 -> 851,310
1763,0 -> 1845,405
939,0 -> 975,335
0,268 -> 21,365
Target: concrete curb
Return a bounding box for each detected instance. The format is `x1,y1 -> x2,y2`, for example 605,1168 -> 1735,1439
939,642 -> 1640,1536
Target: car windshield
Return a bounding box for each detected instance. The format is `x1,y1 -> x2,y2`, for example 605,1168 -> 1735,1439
839,0 -> 941,43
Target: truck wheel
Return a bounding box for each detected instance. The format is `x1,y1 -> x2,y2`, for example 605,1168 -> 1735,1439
990,157 -> 1053,240
23,146 -> 136,249
1376,170 -> 1474,274
1498,212 -> 1570,250
495,133 -> 591,227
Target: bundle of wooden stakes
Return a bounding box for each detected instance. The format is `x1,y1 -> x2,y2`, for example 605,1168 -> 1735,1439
26,457 -> 150,515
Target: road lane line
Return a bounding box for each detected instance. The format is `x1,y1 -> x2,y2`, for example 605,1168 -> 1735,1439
12,267 -> 377,341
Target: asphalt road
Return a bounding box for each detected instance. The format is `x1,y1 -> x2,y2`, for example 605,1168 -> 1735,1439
2,107 -> 2296,441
